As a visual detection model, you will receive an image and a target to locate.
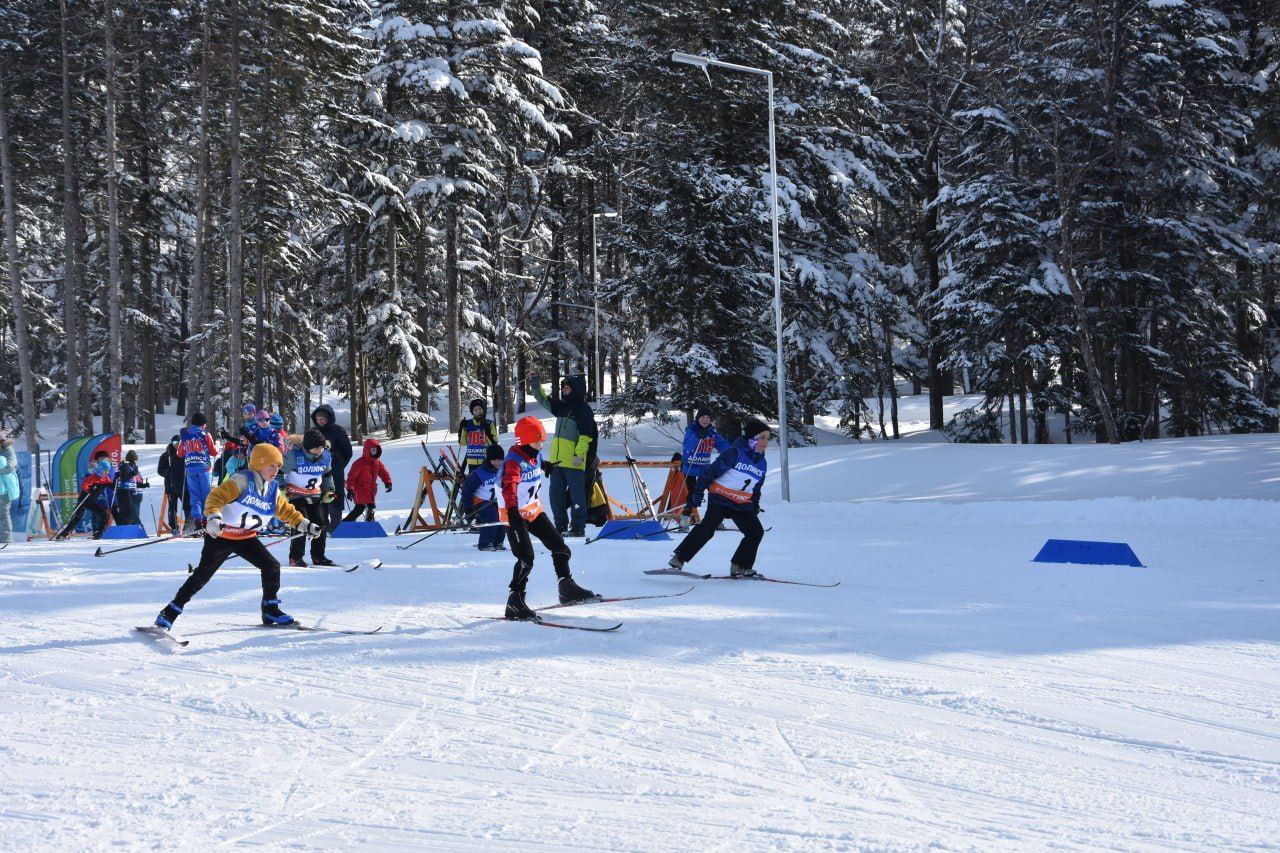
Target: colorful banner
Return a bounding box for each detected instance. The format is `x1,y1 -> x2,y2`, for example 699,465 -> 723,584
53,436 -> 90,524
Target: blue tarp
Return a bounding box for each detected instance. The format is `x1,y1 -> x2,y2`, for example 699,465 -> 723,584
1033,539 -> 1144,567
330,521 -> 388,538
593,518 -> 670,542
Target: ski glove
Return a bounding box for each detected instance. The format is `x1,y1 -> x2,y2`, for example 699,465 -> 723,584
384,482 -> 392,494
205,514 -> 224,537
322,490 -> 335,504
299,520 -> 324,539
506,513 -> 527,533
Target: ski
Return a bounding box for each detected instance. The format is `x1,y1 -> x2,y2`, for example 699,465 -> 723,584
707,574 -> 840,588
537,585 -> 695,612
645,568 -> 838,587
188,557 -> 380,575
134,626 -> 190,647
216,621 -> 383,636
644,568 -> 713,579
483,616 -> 622,632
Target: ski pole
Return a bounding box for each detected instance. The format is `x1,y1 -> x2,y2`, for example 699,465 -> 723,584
52,488 -> 96,540
396,517 -> 505,551
95,533 -> 183,558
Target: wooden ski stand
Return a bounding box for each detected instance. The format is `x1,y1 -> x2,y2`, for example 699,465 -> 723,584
595,455 -> 699,523
400,450 -> 464,533
156,494 -> 186,536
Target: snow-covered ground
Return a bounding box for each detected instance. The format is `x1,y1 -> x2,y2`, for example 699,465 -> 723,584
2,406 -> 1278,848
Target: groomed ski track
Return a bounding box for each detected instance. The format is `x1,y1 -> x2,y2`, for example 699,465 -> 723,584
0,423 -> 1277,848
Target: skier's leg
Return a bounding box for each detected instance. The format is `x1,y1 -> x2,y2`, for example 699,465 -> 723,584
233,536 -> 283,602
674,502 -> 726,564
528,513 -> 572,578
728,510 -> 765,572
565,467 -> 588,533
548,465 -> 569,532
307,502 -> 329,561
288,501 -> 308,561
171,535 -> 236,607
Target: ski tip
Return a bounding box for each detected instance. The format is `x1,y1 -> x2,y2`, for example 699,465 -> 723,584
368,559 -> 384,570
94,547 -> 104,558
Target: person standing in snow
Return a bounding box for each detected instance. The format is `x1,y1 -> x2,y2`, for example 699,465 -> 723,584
151,442 -> 322,631
157,435 -> 187,533
0,429 -> 19,544
283,429 -> 336,568
679,407 -> 730,531
56,452 -> 115,540
501,416 -> 598,620
177,412 -> 216,533
530,374 -> 597,537
344,438 -> 392,523
667,418 -> 771,578
459,443 -> 505,551
310,404 -> 352,530
456,398 -> 500,478
113,449 -> 147,526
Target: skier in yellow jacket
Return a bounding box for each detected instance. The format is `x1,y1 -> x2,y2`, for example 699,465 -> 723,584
151,442 -> 323,630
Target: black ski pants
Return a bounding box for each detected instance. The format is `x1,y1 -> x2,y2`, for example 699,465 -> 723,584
674,501 -> 764,571
289,501 -> 329,561
343,503 -> 376,523
506,512 -> 571,592
173,535 -> 280,608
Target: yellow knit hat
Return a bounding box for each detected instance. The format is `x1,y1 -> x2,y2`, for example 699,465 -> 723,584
249,442 -> 283,472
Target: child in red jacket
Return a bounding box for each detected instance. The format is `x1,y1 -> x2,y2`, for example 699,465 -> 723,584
344,438 -> 392,522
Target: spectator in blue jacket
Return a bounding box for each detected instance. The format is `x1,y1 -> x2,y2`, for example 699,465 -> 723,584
679,407 -> 729,531
668,418 -> 771,578
459,444 -> 506,551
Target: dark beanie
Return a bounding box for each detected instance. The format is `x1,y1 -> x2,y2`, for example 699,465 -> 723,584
470,398 -> 486,413
190,411 -> 207,427
169,434 -> 180,444
695,407 -> 712,421
303,429 -> 327,451
485,443 -> 505,462
742,418 -> 770,441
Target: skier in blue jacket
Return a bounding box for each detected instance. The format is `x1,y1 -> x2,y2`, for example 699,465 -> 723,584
459,444 -> 506,551
679,407 -> 729,531
668,418 -> 771,578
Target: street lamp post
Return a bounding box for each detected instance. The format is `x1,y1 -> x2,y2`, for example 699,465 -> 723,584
671,51 -> 791,501
591,210 -> 618,402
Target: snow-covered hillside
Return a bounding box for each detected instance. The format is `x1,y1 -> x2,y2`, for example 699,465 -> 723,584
2,414 -> 1278,848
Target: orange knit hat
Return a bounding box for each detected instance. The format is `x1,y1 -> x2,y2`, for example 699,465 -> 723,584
514,416 -> 547,445
249,442 -> 283,472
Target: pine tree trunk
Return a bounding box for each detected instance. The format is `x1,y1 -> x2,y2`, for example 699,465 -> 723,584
60,0 -> 83,437
344,223 -> 359,440
445,200 -> 461,429
104,0 -> 124,436
0,74 -> 41,452
388,199 -> 401,438
226,0 -> 244,419
254,243 -> 265,407
193,4 -> 213,413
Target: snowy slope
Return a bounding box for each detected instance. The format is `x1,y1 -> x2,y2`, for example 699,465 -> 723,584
1,414 -> 1278,849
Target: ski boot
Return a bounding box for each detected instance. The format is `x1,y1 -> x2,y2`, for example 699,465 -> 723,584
289,557 -> 308,568
154,602 -> 183,629
730,563 -> 759,579
667,554 -> 687,571
678,513 -> 692,532
567,527 -> 585,539
311,557 -> 338,568
505,588 -> 540,621
557,575 -> 599,605
261,599 -> 296,626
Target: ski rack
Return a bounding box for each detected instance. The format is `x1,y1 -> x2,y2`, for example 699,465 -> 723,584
400,446 -> 463,533
595,454 -> 700,523
155,494 -> 186,536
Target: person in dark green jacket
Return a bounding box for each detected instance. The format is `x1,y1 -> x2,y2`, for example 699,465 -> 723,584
530,374 -> 597,536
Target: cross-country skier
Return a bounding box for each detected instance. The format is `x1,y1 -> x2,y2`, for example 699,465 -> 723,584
457,399 -> 500,478
502,416 -> 597,620
460,443 -> 506,551
57,452 -> 115,540
177,412 -> 216,533
283,429 -> 336,568
679,407 -> 729,531
152,442 -> 322,630
667,418 -> 771,578
238,403 -> 258,445
344,438 -> 392,523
